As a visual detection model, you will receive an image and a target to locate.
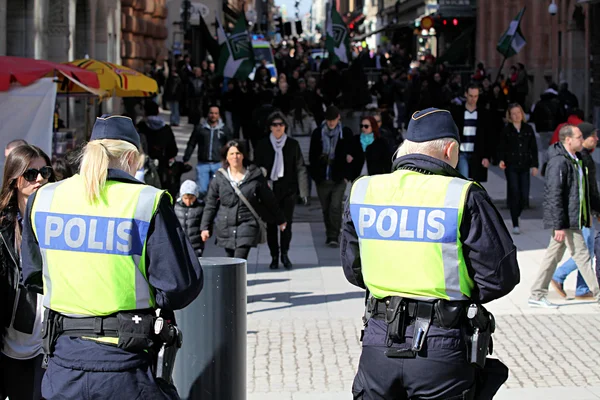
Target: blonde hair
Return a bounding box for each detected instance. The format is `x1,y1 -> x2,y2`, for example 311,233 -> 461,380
79,139 -> 144,203
395,138 -> 457,159
506,103 -> 526,123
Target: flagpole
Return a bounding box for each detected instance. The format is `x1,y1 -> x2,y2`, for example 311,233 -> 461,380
494,6 -> 526,84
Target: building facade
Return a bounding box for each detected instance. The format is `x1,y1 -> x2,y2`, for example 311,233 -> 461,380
476,0 -> 598,122
121,0 -> 169,71
0,0 -> 121,63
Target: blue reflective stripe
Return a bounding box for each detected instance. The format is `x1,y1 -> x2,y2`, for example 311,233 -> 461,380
34,212 -> 150,255
350,204 -> 458,243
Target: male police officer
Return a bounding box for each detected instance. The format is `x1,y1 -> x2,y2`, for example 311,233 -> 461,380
20,115 -> 203,399
341,108 -> 520,399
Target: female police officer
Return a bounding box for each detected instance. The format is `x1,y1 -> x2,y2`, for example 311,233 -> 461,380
20,115 -> 203,399
341,108 -> 520,399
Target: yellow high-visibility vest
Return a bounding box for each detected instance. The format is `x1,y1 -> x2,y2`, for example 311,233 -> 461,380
349,170 -> 475,301
30,174 -> 168,317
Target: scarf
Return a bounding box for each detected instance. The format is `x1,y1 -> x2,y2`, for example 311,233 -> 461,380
321,122 -> 342,180
360,133 -> 375,151
270,133 -> 287,181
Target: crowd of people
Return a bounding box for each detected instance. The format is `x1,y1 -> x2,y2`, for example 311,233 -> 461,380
0,36 -> 598,396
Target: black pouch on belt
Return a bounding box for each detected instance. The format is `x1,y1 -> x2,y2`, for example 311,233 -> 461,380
434,300 -> 466,329
385,297 -> 405,346
116,313 -> 155,352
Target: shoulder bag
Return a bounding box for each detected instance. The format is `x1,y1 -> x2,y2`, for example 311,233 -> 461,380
218,169 -> 267,244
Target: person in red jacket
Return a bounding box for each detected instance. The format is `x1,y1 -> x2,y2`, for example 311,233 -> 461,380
549,109 -> 584,145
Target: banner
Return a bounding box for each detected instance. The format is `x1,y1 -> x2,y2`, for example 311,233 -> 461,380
216,15 -> 255,80
326,4 -> 351,64
0,78 -> 55,171
497,7 -> 527,58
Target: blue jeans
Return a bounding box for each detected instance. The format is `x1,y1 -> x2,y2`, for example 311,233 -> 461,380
168,101 -> 180,125
553,225 -> 595,296
457,152 -> 472,178
196,162 -> 221,197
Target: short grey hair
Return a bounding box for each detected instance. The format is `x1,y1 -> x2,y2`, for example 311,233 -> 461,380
395,138 -> 457,159
559,124 -> 577,143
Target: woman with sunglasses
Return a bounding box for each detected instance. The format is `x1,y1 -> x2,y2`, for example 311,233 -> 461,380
348,116 -> 392,182
0,145 -> 53,400
254,112 -> 310,269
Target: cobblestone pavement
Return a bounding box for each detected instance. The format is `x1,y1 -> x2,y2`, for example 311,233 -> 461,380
495,314 -> 600,389
171,114 -> 600,398
246,318 -> 362,393
244,314 -> 600,394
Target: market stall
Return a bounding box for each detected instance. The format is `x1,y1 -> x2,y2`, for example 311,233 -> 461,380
0,56 -> 100,169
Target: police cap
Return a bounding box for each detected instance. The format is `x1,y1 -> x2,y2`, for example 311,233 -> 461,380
405,108 -> 460,143
90,115 -> 141,150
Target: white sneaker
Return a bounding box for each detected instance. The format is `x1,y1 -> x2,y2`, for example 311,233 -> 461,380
512,226 -> 521,235
528,297 -> 559,309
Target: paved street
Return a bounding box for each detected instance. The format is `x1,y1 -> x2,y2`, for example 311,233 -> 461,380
169,116 -> 600,399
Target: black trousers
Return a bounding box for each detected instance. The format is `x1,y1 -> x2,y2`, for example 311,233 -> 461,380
225,246 -> 251,260
352,346 -> 476,400
0,353 -> 45,400
316,180 -> 347,241
42,359 -> 177,400
505,166 -> 530,227
267,194 -> 296,257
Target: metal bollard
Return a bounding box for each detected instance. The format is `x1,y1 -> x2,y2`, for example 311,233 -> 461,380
173,257 -> 247,400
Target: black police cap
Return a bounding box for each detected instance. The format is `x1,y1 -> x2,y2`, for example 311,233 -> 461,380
90,115 -> 141,149
405,108 -> 460,143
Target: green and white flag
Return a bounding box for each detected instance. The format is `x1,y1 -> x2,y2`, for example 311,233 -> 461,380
216,15 -> 254,80
325,4 -> 350,64
497,7 -> 527,58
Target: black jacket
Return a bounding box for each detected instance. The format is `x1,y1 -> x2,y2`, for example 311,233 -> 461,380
533,91 -> 564,132
0,213 -> 39,349
581,148 -> 600,216
254,136 -> 310,199
308,125 -> 354,184
348,135 -> 392,181
183,119 -> 233,163
544,142 -> 600,230
543,142 -> 594,230
497,123 -> 539,169
175,199 -> 205,256
200,165 -> 286,249
451,106 -> 492,182
22,169 -> 203,371
136,121 -> 178,173
341,154 -> 520,304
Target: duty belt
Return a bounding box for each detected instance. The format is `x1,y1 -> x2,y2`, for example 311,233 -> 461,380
59,316 -> 120,338
364,296 -> 467,359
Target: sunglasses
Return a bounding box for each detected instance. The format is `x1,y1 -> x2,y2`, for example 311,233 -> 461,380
271,122 -> 285,127
22,166 -> 52,182
361,124 -> 371,129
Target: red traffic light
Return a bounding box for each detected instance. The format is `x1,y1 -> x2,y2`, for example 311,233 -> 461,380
443,19 -> 447,25
452,18 -> 458,26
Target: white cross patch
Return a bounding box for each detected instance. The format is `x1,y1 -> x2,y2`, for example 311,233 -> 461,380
132,315 -> 142,324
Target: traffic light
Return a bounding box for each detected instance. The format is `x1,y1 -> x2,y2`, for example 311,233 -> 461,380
275,16 -> 283,34
181,0 -> 191,31
295,20 -> 303,35
283,21 -> 292,37
452,18 -> 458,26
